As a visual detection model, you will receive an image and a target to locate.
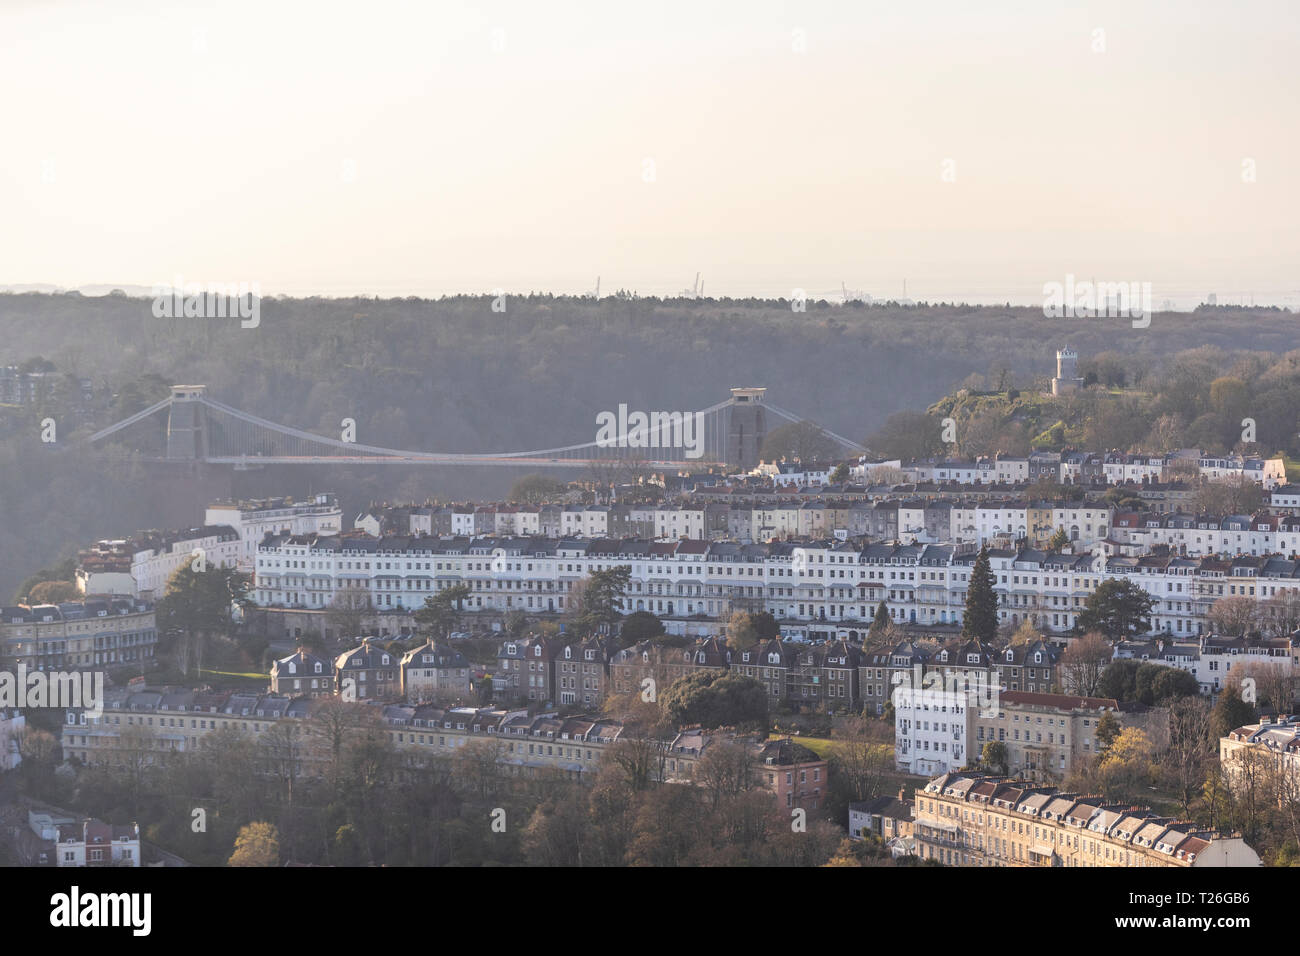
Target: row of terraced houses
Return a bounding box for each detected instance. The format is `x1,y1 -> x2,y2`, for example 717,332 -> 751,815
250,534 -> 1300,642
914,771 -> 1261,866
270,630 -> 1055,716
60,689 -> 829,808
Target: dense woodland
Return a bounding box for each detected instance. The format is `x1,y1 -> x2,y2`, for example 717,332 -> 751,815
1,291 -> 1297,596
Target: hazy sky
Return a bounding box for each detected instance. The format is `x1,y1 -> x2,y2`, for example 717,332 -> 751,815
2,0 -> 1297,305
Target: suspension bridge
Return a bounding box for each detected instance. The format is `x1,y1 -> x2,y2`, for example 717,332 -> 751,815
84,385 -> 866,469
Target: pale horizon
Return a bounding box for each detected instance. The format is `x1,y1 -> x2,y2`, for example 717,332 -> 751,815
2,0 -> 1297,307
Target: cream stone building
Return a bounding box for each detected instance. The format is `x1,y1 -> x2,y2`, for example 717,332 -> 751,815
914,771 -> 1260,867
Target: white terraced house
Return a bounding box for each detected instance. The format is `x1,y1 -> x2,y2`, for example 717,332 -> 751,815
1111,512 -> 1300,557
1199,454 -> 1288,489
77,526 -> 241,599
249,533 -> 1300,642
894,451 -> 1285,490
205,494 -> 342,571
1272,485 -> 1300,509
893,684 -> 974,776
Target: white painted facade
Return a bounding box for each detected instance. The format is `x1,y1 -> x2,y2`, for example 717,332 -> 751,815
130,527 -> 241,599
206,494 -> 342,569
893,685 -> 974,776
249,533 -> 1300,641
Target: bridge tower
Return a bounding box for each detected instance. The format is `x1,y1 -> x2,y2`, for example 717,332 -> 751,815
726,387 -> 767,469
166,385 -> 210,460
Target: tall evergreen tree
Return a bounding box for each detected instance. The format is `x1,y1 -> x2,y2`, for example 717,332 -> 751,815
413,582 -> 471,639
569,565 -> 632,647
961,546 -> 998,643
867,600 -> 891,644
1076,578 -> 1155,639
158,563 -> 251,639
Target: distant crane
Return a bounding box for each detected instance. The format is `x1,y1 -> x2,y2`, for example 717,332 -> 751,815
681,272 -> 702,298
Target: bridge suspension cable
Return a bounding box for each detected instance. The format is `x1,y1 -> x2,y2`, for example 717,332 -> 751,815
84,389 -> 865,466
198,394 -> 736,461
763,401 -> 869,454
85,397 -> 173,443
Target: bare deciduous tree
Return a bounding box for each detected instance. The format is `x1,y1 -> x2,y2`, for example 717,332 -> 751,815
605,736 -> 669,793
1163,695 -> 1213,814
1261,589 -> 1300,638
694,738 -> 755,809
1228,660 -> 1298,713
306,696 -> 375,781
451,737 -> 506,801
327,589 -> 372,645
258,720 -> 304,804
1059,632 -> 1111,697
829,717 -> 893,803
1208,595 -> 1259,637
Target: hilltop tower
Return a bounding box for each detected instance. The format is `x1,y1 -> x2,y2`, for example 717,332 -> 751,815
1051,348 -> 1084,396
726,387 -> 767,469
